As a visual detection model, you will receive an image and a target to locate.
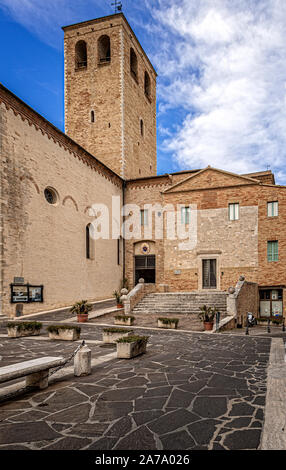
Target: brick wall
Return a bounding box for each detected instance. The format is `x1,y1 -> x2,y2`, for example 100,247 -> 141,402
124,168 -> 286,296
64,13 -> 157,180
236,281 -> 259,326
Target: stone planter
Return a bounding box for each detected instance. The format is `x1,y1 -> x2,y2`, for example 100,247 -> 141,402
157,318 -> 179,329
7,322 -> 42,338
114,315 -> 135,326
116,336 -> 148,359
102,328 -> 133,344
47,325 -> 81,341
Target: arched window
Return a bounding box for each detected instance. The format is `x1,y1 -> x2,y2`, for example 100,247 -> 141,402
98,35 -> 111,63
86,224 -> 95,259
144,71 -> 151,99
130,48 -> 138,80
140,119 -> 144,137
75,40 -> 87,69
91,110 -> 95,123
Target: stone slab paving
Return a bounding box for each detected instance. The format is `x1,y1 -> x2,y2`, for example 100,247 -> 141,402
0,324 -> 111,393
0,326 -> 273,450
260,338 -> 286,449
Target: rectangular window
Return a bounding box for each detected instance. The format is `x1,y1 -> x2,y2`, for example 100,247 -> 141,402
140,209 -> 148,226
181,206 -> 190,224
267,201 -> 278,217
229,203 -> 239,221
267,241 -> 278,262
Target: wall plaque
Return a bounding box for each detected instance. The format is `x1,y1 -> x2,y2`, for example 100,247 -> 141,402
10,284 -> 44,303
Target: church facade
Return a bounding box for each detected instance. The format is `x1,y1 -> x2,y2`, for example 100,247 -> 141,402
1,13 -> 286,319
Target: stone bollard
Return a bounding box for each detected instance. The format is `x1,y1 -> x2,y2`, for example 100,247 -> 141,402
74,343 -> 91,377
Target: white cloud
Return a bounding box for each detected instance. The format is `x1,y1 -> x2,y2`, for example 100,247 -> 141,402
147,0 -> 286,183
2,0 -> 286,182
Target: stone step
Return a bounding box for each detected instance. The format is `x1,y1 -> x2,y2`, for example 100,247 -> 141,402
138,302 -> 227,306
132,291 -> 228,317
133,303 -> 227,308
133,305 -> 226,312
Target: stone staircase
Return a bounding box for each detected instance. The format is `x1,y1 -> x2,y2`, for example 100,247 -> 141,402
132,291 -> 228,318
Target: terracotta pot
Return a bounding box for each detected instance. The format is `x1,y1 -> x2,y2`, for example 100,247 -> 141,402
204,321 -> 214,331
117,304 -> 123,309
77,313 -> 88,323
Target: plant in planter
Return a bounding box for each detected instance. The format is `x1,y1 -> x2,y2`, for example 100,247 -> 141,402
7,321 -> 43,338
102,327 -> 134,344
198,305 -> 217,331
47,324 -> 81,341
70,300 -> 92,323
114,315 -> 135,326
113,291 -> 123,308
116,335 -> 149,359
157,318 -> 179,329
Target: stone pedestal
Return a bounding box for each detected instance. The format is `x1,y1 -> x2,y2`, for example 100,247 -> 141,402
26,371 -> 49,390
74,345 -> 91,377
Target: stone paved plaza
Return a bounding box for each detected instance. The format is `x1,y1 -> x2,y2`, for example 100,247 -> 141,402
0,320 -> 277,451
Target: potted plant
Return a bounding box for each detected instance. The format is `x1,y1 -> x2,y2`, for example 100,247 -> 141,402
114,314 -> 135,326
198,305 -> 216,331
157,318 -> 179,329
47,324 -> 81,341
7,321 -> 43,338
102,327 -> 134,344
113,290 -> 123,308
116,335 -> 149,359
70,300 -> 93,323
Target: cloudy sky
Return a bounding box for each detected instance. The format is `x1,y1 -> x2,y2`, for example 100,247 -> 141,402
1,0 -> 286,182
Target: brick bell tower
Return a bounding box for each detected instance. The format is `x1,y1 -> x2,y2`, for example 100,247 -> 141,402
62,13 -> 157,179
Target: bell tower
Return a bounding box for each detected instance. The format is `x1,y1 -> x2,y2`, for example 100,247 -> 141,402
63,13 -> 157,179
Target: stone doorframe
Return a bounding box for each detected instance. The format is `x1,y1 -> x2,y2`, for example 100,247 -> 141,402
196,250 -> 222,291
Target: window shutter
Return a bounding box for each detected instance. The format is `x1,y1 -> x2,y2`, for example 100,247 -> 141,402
268,241 -> 278,262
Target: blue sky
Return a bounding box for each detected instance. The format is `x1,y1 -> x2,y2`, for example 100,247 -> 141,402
1,0 -> 286,182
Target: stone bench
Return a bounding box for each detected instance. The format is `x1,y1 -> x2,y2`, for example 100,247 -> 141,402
0,356 -> 65,390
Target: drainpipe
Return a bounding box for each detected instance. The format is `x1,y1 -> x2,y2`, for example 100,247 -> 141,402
122,180 -> 126,282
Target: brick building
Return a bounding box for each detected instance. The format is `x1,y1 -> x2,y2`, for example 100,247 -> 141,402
0,13 -> 286,320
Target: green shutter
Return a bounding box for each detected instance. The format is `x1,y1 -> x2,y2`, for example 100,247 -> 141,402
181,207 -> 190,224
268,241 -> 278,262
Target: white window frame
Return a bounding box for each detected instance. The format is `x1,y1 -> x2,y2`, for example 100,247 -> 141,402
229,203 -> 239,221
267,201 -> 278,217
140,209 -> 148,226
181,206 -> 190,225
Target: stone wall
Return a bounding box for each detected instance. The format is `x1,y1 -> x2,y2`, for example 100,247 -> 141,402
0,87 -> 123,317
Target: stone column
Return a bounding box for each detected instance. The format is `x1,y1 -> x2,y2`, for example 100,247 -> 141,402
74,345 -> 91,377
